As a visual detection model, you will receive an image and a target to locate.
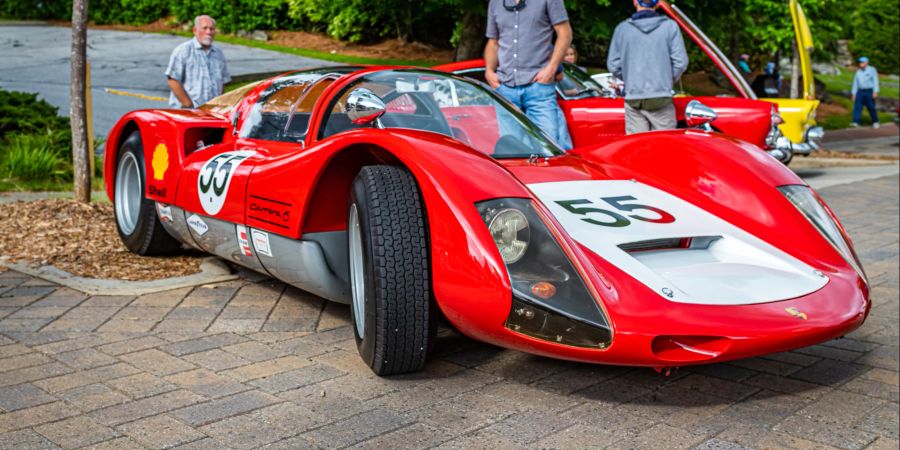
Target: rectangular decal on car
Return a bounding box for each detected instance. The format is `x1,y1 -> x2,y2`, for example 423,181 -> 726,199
236,225 -> 253,257
156,203 -> 174,223
186,214 -> 209,236
251,229 -> 273,257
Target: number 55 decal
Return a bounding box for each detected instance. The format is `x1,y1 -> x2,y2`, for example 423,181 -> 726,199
556,196 -> 676,228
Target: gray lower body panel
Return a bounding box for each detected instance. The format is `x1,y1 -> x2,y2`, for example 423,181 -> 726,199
157,204 -> 350,304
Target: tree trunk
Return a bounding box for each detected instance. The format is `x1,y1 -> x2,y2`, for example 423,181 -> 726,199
71,0 -> 90,203
454,9 -> 486,62
790,41 -> 800,99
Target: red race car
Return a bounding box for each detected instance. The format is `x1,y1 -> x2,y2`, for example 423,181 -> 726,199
105,67 -> 869,375
437,59 -> 789,162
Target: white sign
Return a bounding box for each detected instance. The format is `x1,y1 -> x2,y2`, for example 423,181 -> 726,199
186,214 -> 209,236
197,151 -> 255,216
156,203 -> 173,223
251,229 -> 273,257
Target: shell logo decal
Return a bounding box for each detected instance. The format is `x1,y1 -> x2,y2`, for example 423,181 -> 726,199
785,307 -> 808,320
152,144 -> 169,181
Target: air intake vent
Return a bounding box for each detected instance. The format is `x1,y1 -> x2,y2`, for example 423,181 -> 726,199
619,236 -> 720,253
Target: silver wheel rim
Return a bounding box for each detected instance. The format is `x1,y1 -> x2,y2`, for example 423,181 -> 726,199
114,152 -> 141,235
348,204 -> 366,338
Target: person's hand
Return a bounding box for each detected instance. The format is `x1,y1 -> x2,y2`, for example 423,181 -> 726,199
532,65 -> 557,85
556,72 -> 564,82
873,92 -> 878,99
181,100 -> 193,108
485,69 -> 501,89
852,95 -> 856,102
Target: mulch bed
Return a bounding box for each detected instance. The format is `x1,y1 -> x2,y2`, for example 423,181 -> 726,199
0,199 -> 200,281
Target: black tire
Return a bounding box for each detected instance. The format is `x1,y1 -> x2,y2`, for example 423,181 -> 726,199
348,165 -> 434,375
113,131 -> 181,255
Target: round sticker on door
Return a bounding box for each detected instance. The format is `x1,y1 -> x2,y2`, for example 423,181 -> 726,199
197,151 -> 255,216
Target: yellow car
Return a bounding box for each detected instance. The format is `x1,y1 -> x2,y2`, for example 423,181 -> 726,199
763,0 -> 824,154
662,0 -> 824,163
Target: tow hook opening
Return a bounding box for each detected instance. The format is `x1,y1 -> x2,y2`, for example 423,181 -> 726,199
651,335 -> 732,363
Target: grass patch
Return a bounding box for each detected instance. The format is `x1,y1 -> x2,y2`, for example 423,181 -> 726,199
0,176 -> 105,193
817,67 -> 899,99
815,68 -> 898,129
1,132 -> 69,181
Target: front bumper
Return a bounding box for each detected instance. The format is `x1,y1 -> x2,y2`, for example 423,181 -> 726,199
769,126 -> 825,161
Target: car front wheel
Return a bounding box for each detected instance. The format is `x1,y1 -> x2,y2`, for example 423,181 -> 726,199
348,165 -> 433,375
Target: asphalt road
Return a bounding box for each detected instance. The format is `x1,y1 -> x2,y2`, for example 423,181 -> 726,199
0,24 -> 333,139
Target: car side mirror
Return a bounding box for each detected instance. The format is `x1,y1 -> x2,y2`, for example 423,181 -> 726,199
346,88 -> 386,126
685,100 -> 717,131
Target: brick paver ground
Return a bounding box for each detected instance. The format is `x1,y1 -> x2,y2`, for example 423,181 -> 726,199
1,175 -> 897,449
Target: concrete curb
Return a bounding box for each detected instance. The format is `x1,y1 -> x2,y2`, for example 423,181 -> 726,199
0,256 -> 239,296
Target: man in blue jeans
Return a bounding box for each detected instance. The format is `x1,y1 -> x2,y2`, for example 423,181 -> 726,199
851,56 -> 880,128
484,0 -> 573,150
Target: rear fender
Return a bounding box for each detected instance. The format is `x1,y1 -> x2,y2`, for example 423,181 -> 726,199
103,110 -> 230,205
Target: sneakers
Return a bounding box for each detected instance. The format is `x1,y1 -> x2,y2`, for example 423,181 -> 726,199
850,122 -> 860,127
873,122 -> 880,129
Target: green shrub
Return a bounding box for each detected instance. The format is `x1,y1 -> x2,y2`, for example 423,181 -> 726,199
0,90 -> 71,160
0,0 -> 70,20
850,0 -> 900,74
1,132 -> 70,181
170,0 -> 301,34
89,0 -> 169,25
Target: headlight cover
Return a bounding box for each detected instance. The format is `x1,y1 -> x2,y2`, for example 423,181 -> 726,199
779,185 -> 867,282
478,198 -> 612,348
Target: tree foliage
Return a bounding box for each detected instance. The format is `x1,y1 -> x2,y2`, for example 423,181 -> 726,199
1,0 -> 896,72
849,0 -> 900,73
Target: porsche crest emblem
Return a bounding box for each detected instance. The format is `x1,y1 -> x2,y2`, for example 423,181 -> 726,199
785,307 -> 808,320
152,143 -> 169,181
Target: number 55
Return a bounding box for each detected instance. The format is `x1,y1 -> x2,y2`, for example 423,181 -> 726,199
556,196 -> 675,228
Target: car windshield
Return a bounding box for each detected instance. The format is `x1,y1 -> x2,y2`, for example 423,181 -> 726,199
199,80 -> 264,115
322,70 -> 564,159
558,64 -> 610,99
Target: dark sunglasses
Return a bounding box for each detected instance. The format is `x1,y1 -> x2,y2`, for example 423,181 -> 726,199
503,0 -> 526,11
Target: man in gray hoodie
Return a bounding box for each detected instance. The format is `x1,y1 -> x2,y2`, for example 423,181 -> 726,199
607,0 -> 688,134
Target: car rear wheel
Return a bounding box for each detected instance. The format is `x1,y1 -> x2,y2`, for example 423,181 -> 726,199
348,165 -> 433,375
113,131 -> 181,255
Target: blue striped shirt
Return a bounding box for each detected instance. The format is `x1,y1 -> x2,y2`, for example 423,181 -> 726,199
165,38 -> 231,108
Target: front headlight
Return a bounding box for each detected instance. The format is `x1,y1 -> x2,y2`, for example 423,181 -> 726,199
478,198 -> 612,348
779,185 -> 867,282
488,208 -> 530,264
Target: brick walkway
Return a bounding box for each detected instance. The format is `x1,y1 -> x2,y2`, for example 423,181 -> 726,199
1,175 -> 897,449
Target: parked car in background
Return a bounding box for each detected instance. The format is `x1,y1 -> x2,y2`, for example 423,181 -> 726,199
438,59 -> 790,163
659,0 -> 824,163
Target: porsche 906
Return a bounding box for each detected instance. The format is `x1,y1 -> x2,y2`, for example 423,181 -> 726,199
105,67 -> 869,375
